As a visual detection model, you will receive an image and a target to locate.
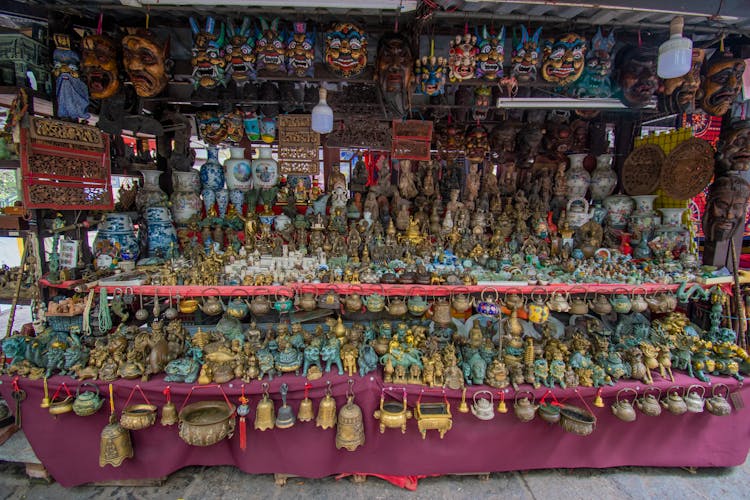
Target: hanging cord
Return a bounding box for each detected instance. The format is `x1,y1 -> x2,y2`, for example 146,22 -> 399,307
82,288 -> 96,335
98,287 -> 113,334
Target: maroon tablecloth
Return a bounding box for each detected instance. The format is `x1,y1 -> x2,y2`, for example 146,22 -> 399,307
1,371 -> 747,487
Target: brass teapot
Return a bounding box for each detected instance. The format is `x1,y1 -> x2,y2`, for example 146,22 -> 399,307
344,291 -> 364,313
73,382 -> 104,417
431,297 -> 453,327
609,289 -> 632,314
611,388 -> 637,422
386,296 -> 408,317
471,390 -> 495,421
178,297 -> 199,314
589,293 -> 613,315
298,291 -> 317,312
646,292 -> 677,314
705,384 -> 732,416
514,391 -> 538,423
503,292 -> 525,312
225,290 -> 250,320
200,290 -> 225,316
629,289 -> 649,313
635,387 -> 662,417
569,295 -> 589,315
407,292 -> 431,317
451,292 -> 474,314
661,386 -> 688,415
684,385 -> 706,413
363,293 -> 386,313
249,293 -> 272,316
547,291 -> 571,313
318,289 -> 341,310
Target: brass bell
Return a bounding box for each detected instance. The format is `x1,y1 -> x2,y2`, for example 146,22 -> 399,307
594,388 -> 605,408
316,381 -> 337,430
161,401 -> 177,426
99,414 -> 134,468
497,392 -> 508,414
298,383 -> 314,422
275,383 -> 296,429
458,387 -> 469,413
335,380 -> 365,452
254,383 -> 275,431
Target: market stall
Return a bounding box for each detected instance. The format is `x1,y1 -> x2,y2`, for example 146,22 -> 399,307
0,0 -> 750,488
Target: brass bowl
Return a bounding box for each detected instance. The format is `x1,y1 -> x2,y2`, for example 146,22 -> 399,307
559,404 -> 596,436
538,403 -> 561,424
120,403 -> 158,430
179,400 -> 236,447
179,299 -> 199,314
49,396 -> 74,416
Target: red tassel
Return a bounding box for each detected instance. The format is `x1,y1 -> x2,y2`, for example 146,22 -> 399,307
239,416 -> 247,451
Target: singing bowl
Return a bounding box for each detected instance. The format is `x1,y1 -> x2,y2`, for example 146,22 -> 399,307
179,400 -> 236,447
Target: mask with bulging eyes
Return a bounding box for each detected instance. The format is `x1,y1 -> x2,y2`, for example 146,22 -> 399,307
541,33 -> 587,86
189,16 -> 227,90
475,25 -> 505,81
255,17 -> 286,74
81,33 -> 119,99
615,45 -> 658,109
122,28 -> 171,98
224,17 -> 256,84
286,22 -> 314,78
325,23 -> 367,78
511,25 -> 542,83
700,52 -> 746,117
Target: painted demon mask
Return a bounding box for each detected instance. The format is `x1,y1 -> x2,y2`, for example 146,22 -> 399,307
415,55 -> 447,96
465,125 -> 490,163
511,26 -> 542,83
286,22 -> 314,78
541,33 -> 586,86
122,29 -> 171,98
717,120 -> 750,173
571,27 -> 615,98
449,33 -> 478,82
324,23 -> 367,78
615,46 -> 658,109
703,174 -> 750,242
196,111 -> 228,146
436,123 -> 464,161
376,32 -> 415,117
661,48 -> 704,113
255,17 -> 286,73
472,86 -> 492,121
225,108 -> 245,144
489,123 -> 519,154
190,16 -> 227,90
81,33 -> 119,99
700,53 -> 746,117
475,26 -> 505,80
225,17 -> 256,84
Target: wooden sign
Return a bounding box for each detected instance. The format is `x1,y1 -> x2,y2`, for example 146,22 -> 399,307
327,118 -> 391,151
20,117 -> 113,210
278,115 -> 320,174
392,119 -> 432,160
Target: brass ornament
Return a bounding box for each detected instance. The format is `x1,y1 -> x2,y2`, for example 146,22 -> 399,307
373,387 -> 412,433
254,382 -> 275,431
275,383 -> 296,429
458,387 -> 469,413
415,389 -> 452,439
99,384 -> 133,468
335,379 -> 365,452
160,386 -> 177,426
298,383 -> 314,422
316,381 -> 337,430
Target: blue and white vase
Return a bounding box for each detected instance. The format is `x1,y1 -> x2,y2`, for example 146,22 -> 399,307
135,169 -> 168,213
94,214 -> 140,263
146,221 -> 177,258
216,189 -> 229,218
229,189 -> 245,214
199,147 -> 225,191
202,187 -> 216,216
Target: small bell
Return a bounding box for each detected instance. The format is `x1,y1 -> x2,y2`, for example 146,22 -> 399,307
458,387 -> 469,413
316,381 -> 337,430
298,383 -> 314,422
497,392 -> 508,414
160,386 -> 177,426
275,383 -> 296,429
335,380 -> 365,452
40,377 -> 50,408
254,382 -> 275,431
594,388 -> 604,408
99,384 -> 133,468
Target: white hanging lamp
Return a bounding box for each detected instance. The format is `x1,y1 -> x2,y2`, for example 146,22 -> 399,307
657,16 -> 693,79
311,87 -> 333,134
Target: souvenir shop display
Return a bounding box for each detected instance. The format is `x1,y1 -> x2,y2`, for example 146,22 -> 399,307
3,5 -> 750,488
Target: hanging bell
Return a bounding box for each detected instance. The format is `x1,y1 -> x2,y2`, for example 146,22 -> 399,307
458,387 -> 469,413
335,380 -> 365,452
316,381 -> 337,430
298,383 -> 314,422
254,383 -> 275,431
99,414 -> 134,468
161,386 -> 177,426
275,383 -> 296,429
594,388 -> 605,408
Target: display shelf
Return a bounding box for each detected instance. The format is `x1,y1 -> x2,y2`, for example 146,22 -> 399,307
89,282 -> 715,297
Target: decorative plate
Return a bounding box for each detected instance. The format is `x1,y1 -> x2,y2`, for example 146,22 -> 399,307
660,137 -> 715,200
621,144 -> 665,196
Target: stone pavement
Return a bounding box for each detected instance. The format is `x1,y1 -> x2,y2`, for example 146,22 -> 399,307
0,452 -> 749,500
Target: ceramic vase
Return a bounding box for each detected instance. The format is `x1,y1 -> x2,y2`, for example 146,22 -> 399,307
566,153 -> 590,200
200,147 -> 225,191
171,170 -> 202,225
202,188 -> 216,217
252,147 -> 279,189
229,189 -> 245,214
659,207 -> 686,226
224,147 -> 254,191
603,193 -> 634,230
135,169 -> 168,213
216,189 -> 229,218
146,221 -> 178,258
590,154 -> 617,201
93,214 -> 140,262
631,194 -> 659,213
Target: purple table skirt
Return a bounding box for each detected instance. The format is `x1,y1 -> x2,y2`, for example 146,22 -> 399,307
1,371 -> 747,487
